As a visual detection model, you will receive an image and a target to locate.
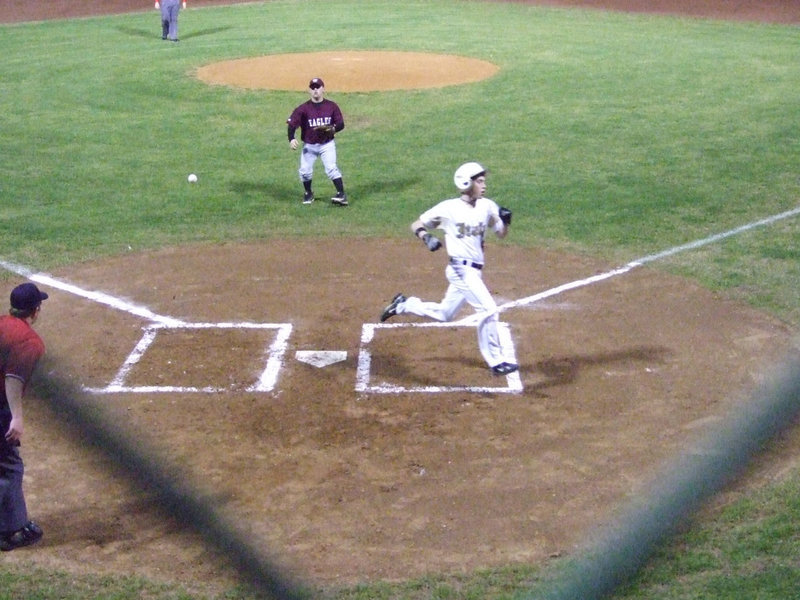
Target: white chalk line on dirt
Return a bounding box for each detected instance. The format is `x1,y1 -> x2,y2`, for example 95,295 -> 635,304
0,260 -> 188,327
356,321 -> 522,394
83,322 -> 293,395
455,205 -> 800,326
0,259 -> 293,394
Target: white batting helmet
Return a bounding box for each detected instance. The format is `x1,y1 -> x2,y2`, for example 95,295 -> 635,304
453,162 -> 486,191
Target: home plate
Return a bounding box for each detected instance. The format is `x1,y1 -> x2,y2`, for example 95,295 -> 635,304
295,350 -> 347,368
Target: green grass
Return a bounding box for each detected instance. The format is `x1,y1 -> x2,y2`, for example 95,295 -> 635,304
0,565 -> 204,599
2,1 -> 800,598
614,472 -> 800,600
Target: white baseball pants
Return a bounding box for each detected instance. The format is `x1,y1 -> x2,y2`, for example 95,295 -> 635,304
398,263 -> 509,368
298,140 -> 342,182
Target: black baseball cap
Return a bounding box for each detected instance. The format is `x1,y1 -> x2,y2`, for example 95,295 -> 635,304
10,283 -> 48,311
309,78 -> 324,89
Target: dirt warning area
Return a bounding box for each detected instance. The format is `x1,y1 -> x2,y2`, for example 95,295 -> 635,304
2,0 -> 797,25
1,0 -> 799,595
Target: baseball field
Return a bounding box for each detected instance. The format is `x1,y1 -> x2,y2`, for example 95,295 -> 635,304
1,1 -> 800,598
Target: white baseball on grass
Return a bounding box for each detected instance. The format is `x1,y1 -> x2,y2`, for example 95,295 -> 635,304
188,173 -> 198,183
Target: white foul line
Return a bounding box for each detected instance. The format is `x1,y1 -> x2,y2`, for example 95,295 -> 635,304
0,259 -> 186,327
631,205 -> 800,266
457,205 -> 800,323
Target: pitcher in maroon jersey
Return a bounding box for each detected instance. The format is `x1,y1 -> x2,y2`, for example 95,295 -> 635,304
287,78 -> 349,206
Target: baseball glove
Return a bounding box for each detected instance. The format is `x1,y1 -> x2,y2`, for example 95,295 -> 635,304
422,233 -> 442,252
499,206 -> 512,226
313,125 -> 335,142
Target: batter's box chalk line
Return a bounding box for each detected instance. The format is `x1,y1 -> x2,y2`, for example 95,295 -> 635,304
356,321 -> 523,394
84,322 -> 293,394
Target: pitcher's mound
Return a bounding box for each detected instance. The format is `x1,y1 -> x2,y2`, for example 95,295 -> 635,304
195,51 -> 500,91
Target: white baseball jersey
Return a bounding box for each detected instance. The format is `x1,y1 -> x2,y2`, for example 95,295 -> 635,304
398,195 -> 513,369
418,197 -> 503,264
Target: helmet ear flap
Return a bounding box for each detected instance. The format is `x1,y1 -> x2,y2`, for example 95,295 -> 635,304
454,175 -> 472,191
454,162 -> 486,191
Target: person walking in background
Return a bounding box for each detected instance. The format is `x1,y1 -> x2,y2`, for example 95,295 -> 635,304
0,283 -> 48,552
379,162 -> 517,376
287,78 -> 348,206
155,0 -> 184,42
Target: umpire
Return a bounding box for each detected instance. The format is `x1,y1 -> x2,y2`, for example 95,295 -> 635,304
0,283 -> 48,551
157,0 -> 183,42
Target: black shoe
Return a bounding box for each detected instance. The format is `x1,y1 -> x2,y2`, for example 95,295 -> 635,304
331,192 -> 348,206
380,293 -> 405,322
0,521 -> 43,552
302,191 -> 315,205
491,362 -> 519,376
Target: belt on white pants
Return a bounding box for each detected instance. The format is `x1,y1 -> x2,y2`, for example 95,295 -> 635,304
450,257 -> 483,270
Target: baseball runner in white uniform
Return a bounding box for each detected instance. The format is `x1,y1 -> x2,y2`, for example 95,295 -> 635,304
379,162 -> 518,376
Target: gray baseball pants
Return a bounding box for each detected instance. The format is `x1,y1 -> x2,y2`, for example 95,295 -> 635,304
298,140 -> 342,182
160,0 -> 181,41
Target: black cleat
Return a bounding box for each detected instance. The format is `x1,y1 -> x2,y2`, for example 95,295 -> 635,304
331,192 -> 349,206
0,521 -> 43,552
491,362 -> 519,376
380,293 -> 406,322
302,191 -> 315,204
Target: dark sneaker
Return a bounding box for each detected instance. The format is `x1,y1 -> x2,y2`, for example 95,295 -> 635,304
0,521 -> 43,551
331,192 -> 349,206
491,362 -> 519,376
380,293 -> 406,322
302,191 -> 315,205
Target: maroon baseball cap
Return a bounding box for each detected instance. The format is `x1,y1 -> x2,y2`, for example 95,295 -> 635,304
10,283 -> 48,311
309,78 -> 324,89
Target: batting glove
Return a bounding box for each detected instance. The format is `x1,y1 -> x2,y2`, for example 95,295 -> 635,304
422,233 -> 442,252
